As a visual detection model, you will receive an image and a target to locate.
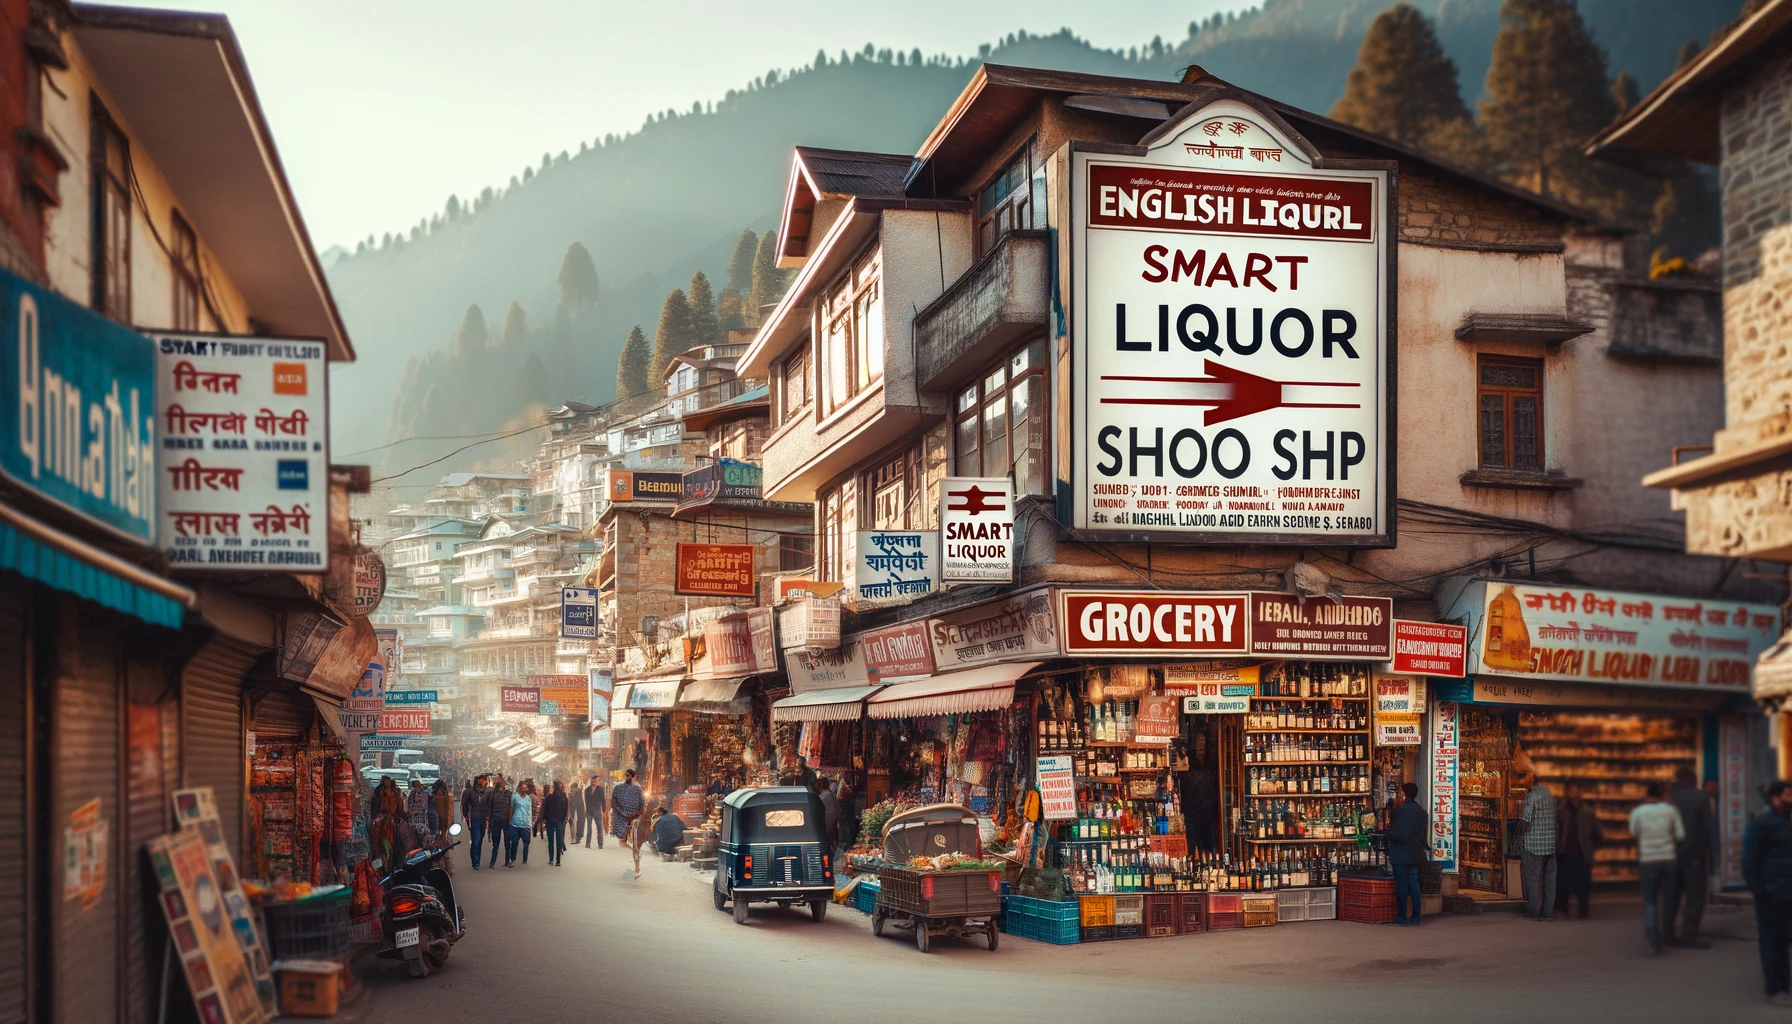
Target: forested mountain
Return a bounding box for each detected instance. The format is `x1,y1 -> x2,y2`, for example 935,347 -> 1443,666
331,1 -> 1744,478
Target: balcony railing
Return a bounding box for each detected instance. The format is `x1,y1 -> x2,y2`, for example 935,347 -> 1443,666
914,230 -> 1049,391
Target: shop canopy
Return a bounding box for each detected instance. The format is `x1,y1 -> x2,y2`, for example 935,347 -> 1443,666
1757,636 -> 1792,708
772,685 -> 886,723
867,661 -> 1044,719
680,677 -> 745,704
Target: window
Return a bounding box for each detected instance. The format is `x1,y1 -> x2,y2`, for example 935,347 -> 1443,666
780,344 -> 811,424
91,99 -> 131,321
1477,356 -> 1543,472
953,339 -> 1048,493
171,212 -> 200,330
819,247 -> 882,414
818,480 -> 857,583
868,453 -> 909,530
779,533 -> 814,572
976,140 -> 1046,256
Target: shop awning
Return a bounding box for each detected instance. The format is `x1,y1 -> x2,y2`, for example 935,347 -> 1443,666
772,685 -> 885,723
0,506 -> 193,629
866,661 -> 1043,719
627,678 -> 683,709
681,677 -> 745,704
1757,636 -> 1792,706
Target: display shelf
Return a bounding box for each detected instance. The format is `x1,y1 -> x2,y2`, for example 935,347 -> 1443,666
1251,695 -> 1369,702
1242,836 -> 1357,844
1243,729 -> 1361,735
1460,859 -> 1500,870
1244,793 -> 1370,800
1245,760 -> 1369,767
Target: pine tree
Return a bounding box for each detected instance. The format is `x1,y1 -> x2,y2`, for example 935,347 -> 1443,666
518,353 -> 551,409
727,229 -> 759,297
650,289 -> 690,385
750,230 -> 789,317
1330,5 -> 1476,154
1480,0 -> 1633,218
550,303 -> 578,391
1610,71 -> 1640,116
718,287 -> 746,332
1651,168 -> 1721,260
556,242 -> 602,313
617,325 -> 650,399
1674,38 -> 1701,69
686,271 -> 721,346
500,301 -> 530,346
451,304 -> 489,359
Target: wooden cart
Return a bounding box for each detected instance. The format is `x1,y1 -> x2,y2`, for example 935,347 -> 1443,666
872,804 -> 1002,953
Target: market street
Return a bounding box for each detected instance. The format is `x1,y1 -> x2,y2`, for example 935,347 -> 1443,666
330,844 -> 1784,1024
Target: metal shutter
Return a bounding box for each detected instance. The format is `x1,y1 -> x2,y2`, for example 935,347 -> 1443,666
251,684 -> 316,736
181,636 -> 260,869
124,658 -> 175,1024
0,581 -> 29,1024
53,601 -> 119,1024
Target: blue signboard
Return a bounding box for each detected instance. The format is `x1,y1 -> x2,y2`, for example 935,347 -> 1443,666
0,267 -> 157,542
383,690 -> 438,705
561,586 -> 598,638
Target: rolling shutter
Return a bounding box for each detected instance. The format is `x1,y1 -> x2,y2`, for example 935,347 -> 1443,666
181,636 -> 260,869
123,658 -> 175,1024
53,601 -> 120,1024
0,581 -> 29,1024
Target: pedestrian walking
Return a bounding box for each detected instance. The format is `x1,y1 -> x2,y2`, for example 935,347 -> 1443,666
1629,781 -> 1686,953
584,776 -> 607,848
1668,765 -> 1718,948
465,775 -> 490,869
486,776 -> 512,868
1517,773 -> 1558,920
1388,782 -> 1427,926
406,779 -> 431,834
816,777 -> 840,850
1744,780 -> 1792,1006
568,780 -> 585,846
611,768 -> 647,877
543,780 -> 570,866
507,779 -> 535,866
430,779 -> 451,836
1554,784 -> 1602,919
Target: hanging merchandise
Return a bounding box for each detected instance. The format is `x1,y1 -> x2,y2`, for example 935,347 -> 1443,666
331,758 -> 356,842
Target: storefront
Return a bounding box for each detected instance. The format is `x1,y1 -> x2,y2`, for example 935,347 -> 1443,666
1430,580 -> 1780,895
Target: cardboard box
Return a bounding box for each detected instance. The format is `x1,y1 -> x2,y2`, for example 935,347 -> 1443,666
274,959 -> 343,1017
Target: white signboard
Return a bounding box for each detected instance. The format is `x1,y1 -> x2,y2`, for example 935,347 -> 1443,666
1069,100 -> 1390,543
854,531 -> 939,605
940,477 -> 1013,583
151,333 -> 330,570
1181,686 -> 1253,714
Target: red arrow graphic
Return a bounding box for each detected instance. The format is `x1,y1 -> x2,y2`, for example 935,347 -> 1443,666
1099,359 -> 1360,425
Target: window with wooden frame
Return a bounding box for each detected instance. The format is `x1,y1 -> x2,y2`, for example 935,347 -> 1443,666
91,99 -> 132,321
171,211 -> 200,331
779,343 -> 811,424
778,533 -> 814,573
953,339 -> 1048,494
864,447 -> 922,530
976,139 -> 1046,256
1477,356 -> 1543,472
817,480 -> 857,583
819,246 -> 882,415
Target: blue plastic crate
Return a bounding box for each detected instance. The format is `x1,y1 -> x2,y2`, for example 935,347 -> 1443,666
851,879 -> 880,914
1003,894 -> 1081,923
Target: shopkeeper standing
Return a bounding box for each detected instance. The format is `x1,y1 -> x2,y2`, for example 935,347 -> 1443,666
1180,732 -> 1219,852
1388,783 -> 1427,927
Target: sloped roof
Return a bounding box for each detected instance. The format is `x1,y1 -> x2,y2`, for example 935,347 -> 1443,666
794,146 -> 915,199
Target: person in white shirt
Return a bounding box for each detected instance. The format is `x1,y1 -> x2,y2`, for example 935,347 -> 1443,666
1629,782 -> 1686,954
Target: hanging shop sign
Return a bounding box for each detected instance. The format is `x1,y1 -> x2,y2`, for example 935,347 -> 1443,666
561,586 -> 599,638
680,461 -> 762,503
939,476 -> 1014,583
351,549 -> 386,616
1067,99 -> 1392,545
1444,677 -> 1722,712
930,589 -> 1059,669
855,531 -> 939,605
675,542 -> 756,597
1163,661 -> 1260,694
151,332 -> 329,571
1181,684 -> 1255,714
1376,712 -> 1421,746
343,655 -> 386,713
1135,695 -> 1180,742
63,796 -> 108,909
778,596 -> 841,650
786,636 -> 873,693
627,679 -> 681,708
608,468 -> 685,502
858,620 -> 937,679
529,674 -> 590,716
1430,701 -> 1459,872
377,708 -> 431,735
1036,755 -> 1077,820
589,669 -> 613,750
333,707 -> 379,733
1391,619 -> 1466,676
1372,673 -> 1425,714
1455,580 -> 1780,692
500,686 -> 540,714
1058,590 -> 1250,656
1249,592 -> 1391,659
382,689 -> 438,705
0,266 -> 157,542
701,608 -> 777,677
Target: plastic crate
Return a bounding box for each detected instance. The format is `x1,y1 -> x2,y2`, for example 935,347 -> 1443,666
1207,892 -> 1243,914
1307,900 -> 1337,921
1177,893 -> 1208,934
1081,925 -> 1115,942
1278,902 -> 1310,922
1009,913 -> 1082,945
1005,894 -> 1082,922
1209,910 -> 1244,930
1114,923 -> 1145,940
1148,834 -> 1188,858
1340,900 -> 1398,924
1243,895 -> 1278,927
851,879 -> 880,914
263,890 -> 352,961
1340,873 -> 1396,898
1113,894 -> 1145,926
1146,894 -> 1177,936
1080,895 -> 1115,927
1419,862 -> 1443,895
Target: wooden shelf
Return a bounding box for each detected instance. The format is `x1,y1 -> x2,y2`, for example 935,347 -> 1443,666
1247,760 -> 1368,767
1244,728 -> 1365,734
1245,793 -> 1370,800
1252,695 -> 1370,702
1460,859 -> 1501,869
1241,836 -> 1357,844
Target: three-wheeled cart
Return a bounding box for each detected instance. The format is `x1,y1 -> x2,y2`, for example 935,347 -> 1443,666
872,804 -> 1001,953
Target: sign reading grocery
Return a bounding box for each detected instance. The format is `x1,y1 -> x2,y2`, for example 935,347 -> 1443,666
1249,592 -> 1392,659
151,332 -> 329,572
1,267 -> 157,542
1464,581 -> 1780,691
1390,619 -> 1466,676
939,477 -> 1013,583
1068,99 -> 1391,544
674,542 -> 756,597
500,686 -> 540,714
1058,590 -> 1250,656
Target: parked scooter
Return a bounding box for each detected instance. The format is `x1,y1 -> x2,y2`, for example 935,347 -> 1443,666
377,822 -> 465,977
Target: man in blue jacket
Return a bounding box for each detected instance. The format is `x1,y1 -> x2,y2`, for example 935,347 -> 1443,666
1745,780 -> 1792,1006
1388,782 -> 1428,927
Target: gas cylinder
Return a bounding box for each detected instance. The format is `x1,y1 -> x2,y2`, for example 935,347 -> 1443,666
331,757 -> 356,841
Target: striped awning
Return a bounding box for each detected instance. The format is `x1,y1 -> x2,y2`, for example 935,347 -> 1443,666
680,677 -> 745,704
1756,635 -> 1792,706
866,662 -> 1043,719
772,685 -> 885,723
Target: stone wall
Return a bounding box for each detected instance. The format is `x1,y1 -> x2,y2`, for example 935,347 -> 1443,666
1721,49 -> 1792,429
1395,163 -> 1565,249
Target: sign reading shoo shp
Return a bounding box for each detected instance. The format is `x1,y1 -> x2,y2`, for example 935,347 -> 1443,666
1070,99 -> 1391,544
940,477 -> 1013,583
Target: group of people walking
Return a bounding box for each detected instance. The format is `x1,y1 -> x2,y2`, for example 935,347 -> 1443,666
456,769 -> 654,872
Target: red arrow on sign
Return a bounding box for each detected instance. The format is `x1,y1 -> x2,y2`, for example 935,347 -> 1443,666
1099,360 -> 1360,425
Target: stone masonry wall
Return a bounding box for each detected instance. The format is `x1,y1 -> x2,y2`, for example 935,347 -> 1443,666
1721,48 -> 1792,432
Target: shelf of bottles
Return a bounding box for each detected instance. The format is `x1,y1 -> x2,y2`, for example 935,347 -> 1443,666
1055,831 -> 1344,893
1236,664 -> 1375,861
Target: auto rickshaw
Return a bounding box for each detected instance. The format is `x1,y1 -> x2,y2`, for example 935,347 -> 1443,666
873,803 -> 1002,952
712,787 -> 835,925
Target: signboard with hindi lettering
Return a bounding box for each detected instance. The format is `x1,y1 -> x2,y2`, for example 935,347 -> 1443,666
928,589 -> 1059,670
855,531 -> 939,606
675,542 -> 757,597
150,332 -> 329,572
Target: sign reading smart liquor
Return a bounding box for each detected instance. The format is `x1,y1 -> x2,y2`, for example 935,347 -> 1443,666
1,266 -> 157,542
1069,99 -> 1392,545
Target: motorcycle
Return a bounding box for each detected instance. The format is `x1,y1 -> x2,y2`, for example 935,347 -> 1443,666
377,822 -> 465,977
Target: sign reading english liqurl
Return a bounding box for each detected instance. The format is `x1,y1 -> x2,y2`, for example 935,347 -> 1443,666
151,332 -> 329,571
1069,98 -> 1391,545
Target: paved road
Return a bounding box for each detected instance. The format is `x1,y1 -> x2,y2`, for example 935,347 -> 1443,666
328,839 -> 1785,1024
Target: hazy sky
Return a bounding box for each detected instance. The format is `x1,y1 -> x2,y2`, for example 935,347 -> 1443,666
123,1 -> 1249,251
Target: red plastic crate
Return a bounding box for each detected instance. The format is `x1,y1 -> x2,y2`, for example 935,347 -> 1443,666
1209,910 -> 1245,930
1148,834 -> 1189,859
1146,894 -> 1177,936
1339,900 -> 1398,924
1339,874 -> 1395,898
1176,894 -> 1207,934
1207,893 -> 1243,914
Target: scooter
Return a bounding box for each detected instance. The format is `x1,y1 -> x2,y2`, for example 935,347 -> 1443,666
377,822 -> 465,977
